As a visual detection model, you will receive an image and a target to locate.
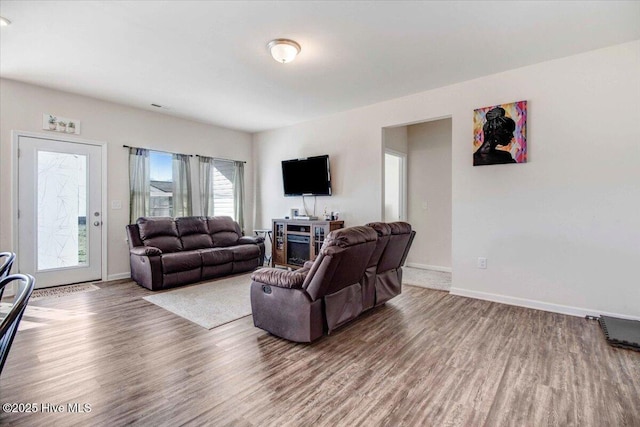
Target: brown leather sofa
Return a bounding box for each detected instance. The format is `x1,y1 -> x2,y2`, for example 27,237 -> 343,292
126,216 -> 265,290
250,222 -> 415,342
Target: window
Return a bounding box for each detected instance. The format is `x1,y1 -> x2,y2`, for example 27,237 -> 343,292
211,159 -> 235,218
149,151 -> 173,217
129,148 -> 192,223
200,157 -> 244,229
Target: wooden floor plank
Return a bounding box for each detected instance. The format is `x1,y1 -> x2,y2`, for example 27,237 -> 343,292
1,279 -> 638,426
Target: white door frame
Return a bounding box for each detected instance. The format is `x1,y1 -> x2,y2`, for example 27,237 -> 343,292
11,130 -> 108,283
383,148 -> 407,221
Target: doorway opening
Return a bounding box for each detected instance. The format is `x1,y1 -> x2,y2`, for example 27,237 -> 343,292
384,149 -> 406,222
382,118 -> 452,273
14,132 -> 107,288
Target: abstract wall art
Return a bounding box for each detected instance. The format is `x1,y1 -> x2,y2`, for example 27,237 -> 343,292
473,100 -> 527,166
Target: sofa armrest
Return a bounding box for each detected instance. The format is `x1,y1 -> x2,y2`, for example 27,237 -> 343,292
239,235 -> 264,245
251,268 -> 308,289
303,260 -> 315,269
130,246 -> 162,256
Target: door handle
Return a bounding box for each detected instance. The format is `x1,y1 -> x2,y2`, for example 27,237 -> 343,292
93,221 -> 102,226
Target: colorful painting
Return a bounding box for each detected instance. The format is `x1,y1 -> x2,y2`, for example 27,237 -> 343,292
473,100 -> 527,166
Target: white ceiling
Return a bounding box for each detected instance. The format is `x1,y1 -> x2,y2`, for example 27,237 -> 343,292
1,1 -> 639,133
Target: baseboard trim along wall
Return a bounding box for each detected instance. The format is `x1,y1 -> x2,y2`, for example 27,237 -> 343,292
406,262 -> 452,273
449,287 -> 640,322
107,272 -> 131,281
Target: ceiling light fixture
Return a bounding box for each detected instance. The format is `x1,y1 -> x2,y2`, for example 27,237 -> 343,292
0,16 -> 11,27
267,39 -> 301,64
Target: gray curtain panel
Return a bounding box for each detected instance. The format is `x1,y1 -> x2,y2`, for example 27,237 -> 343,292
233,160 -> 245,231
172,153 -> 193,217
129,147 -> 150,224
199,156 -> 244,230
199,156 -> 214,216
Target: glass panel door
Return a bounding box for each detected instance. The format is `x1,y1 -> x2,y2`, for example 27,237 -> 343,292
18,135 -> 103,288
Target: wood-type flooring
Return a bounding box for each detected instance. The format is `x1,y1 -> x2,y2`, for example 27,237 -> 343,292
1,279 -> 638,426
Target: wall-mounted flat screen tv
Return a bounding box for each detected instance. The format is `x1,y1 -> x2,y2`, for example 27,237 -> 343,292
282,155 -> 332,196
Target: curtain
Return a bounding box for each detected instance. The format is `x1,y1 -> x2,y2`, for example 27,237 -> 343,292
233,160 -> 245,231
129,147 -> 150,224
172,153 -> 192,217
199,156 -> 214,216
199,156 -> 244,228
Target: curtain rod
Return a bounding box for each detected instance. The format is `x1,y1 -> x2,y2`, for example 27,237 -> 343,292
122,144 -> 193,157
123,145 -> 246,163
195,154 -> 246,164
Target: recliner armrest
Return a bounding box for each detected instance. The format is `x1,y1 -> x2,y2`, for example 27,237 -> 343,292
130,246 -> 162,256
251,268 -> 308,289
239,236 -> 264,245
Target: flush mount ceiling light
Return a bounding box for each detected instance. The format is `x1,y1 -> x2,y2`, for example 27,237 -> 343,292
0,16 -> 11,27
267,39 -> 301,64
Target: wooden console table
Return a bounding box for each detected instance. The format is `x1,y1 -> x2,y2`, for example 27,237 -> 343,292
272,218 -> 344,269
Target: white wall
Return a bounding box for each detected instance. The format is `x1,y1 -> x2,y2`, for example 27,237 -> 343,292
407,119 -> 452,270
254,41 -> 640,319
0,79 -> 253,280
383,126 -> 408,154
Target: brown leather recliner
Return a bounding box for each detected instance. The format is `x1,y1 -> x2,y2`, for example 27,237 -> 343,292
250,222 -> 415,342
250,226 -> 378,342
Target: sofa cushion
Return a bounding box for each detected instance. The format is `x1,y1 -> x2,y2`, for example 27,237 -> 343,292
138,217 -> 178,239
176,216 -> 209,235
163,269 -> 202,288
230,244 -> 260,261
233,258 -> 260,274
208,216 -> 241,247
161,252 -> 201,274
177,217 -> 213,251
137,217 -> 183,253
181,234 -> 213,251
202,263 -> 233,280
199,248 -> 233,266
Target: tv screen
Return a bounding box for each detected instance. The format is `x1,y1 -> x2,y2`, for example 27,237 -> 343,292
282,155 -> 332,196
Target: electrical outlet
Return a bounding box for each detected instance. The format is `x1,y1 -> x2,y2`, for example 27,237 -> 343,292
477,257 -> 487,269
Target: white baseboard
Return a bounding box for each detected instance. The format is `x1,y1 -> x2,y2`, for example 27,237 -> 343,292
107,272 -> 131,281
406,262 -> 452,273
450,287 -> 640,322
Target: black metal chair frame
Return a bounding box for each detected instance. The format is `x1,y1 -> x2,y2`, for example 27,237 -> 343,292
0,274 -> 35,376
0,252 -> 16,300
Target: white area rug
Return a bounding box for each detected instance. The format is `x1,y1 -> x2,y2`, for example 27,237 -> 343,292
403,267 -> 451,291
143,273 -> 253,329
